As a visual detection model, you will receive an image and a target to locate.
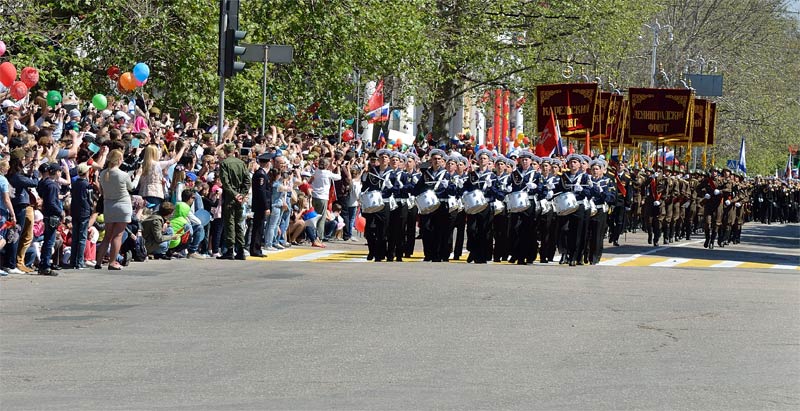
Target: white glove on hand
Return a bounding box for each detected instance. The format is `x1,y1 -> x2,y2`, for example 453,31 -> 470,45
440,179 -> 449,188
713,189 -> 721,196
682,201 -> 690,209
653,200 -> 661,207
455,179 -> 464,189
545,191 -> 554,200
625,207 -> 631,211
526,182 -> 537,190
735,202 -> 741,208
412,176 -> 419,184
546,182 -> 556,190
572,184 -> 583,193
704,193 -> 711,200
724,200 -> 731,206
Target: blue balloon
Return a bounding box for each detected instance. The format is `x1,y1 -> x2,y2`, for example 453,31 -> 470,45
133,63 -> 150,82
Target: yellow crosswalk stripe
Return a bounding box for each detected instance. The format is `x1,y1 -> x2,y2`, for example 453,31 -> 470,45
248,248 -> 799,271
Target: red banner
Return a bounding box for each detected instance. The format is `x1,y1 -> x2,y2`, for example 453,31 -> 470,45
536,83 -> 598,136
628,88 -> 693,140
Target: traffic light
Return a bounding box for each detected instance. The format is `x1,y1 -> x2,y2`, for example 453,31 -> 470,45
223,28 -> 247,78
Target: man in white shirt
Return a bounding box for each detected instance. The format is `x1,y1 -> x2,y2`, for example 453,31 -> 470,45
310,158 -> 341,241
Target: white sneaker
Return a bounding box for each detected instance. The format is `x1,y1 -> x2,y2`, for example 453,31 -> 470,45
273,243 -> 285,250
188,253 -> 208,260
7,268 -> 24,275
349,238 -> 360,242
265,247 -> 278,251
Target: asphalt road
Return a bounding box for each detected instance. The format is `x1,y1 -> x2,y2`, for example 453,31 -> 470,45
1,223 -> 799,410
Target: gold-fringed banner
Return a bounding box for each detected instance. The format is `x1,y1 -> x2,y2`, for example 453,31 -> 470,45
707,102 -> 717,146
628,88 -> 694,141
606,94 -> 624,143
591,92 -> 612,138
691,99 -> 710,144
536,83 -> 599,136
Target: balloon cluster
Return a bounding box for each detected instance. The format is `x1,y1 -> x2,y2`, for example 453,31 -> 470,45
108,62 -> 150,92
0,62 -> 40,101
513,132 -> 530,148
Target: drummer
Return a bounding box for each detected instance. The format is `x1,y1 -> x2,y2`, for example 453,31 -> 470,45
586,158 -> 616,265
450,155 -> 469,261
387,151 -> 409,262
403,152 -> 421,259
463,149 -> 502,264
538,158 -> 559,264
413,149 -> 454,262
508,150 -> 541,265
492,155 -> 513,262
361,148 -> 395,262
554,153 -> 596,267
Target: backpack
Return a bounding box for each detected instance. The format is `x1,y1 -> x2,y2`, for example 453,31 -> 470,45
132,235 -> 148,262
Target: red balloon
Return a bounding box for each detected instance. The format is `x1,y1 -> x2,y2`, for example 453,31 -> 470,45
342,129 -> 354,142
355,214 -> 366,233
20,67 -> 39,88
107,66 -> 121,81
10,81 -> 28,101
0,62 -> 17,87
523,137 -> 530,145
486,143 -> 494,150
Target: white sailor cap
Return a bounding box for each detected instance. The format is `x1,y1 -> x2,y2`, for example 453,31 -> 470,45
590,159 -> 607,168
580,154 -> 592,163
429,149 -> 446,159
377,149 -> 393,157
475,149 -> 493,159
566,154 -> 582,163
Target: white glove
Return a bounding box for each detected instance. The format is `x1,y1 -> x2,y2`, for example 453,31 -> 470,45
625,207 -> 631,211
735,202 -> 741,208
545,191 -> 554,200
546,182 -> 556,190
713,189 -> 721,196
526,182 -> 537,190
724,200 -> 731,206
412,176 -> 419,184
682,201 -> 690,209
653,200 -> 661,207
572,184 -> 583,193
455,179 -> 464,189
704,193 -> 711,200
440,179 -> 449,188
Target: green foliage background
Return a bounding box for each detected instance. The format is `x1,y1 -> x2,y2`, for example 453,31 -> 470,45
1,0 -> 797,174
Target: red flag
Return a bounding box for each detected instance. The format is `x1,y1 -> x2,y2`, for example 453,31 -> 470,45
364,80 -> 384,112
535,111 -> 558,157
583,130 -> 591,156
568,142 -> 575,154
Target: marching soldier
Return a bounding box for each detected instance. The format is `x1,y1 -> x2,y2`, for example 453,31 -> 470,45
607,161 -> 631,246
403,153 -> 421,259
463,149 -> 502,264
697,167 -> 724,249
387,152 -> 410,262
361,149 -> 395,262
492,156 -> 513,262
508,151 -> 541,265
554,154 -> 596,266
539,158 -> 560,263
413,149 -> 454,262
449,156 -> 469,261
718,168 -> 736,247
645,164 -> 667,247
587,159 -> 616,265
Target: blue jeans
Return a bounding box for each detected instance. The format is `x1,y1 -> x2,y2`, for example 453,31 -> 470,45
264,206 -> 283,247
342,206 -> 357,240
278,208 -> 290,245
156,228 -> 173,254
189,223 -> 204,253
40,216 -> 59,270
71,216 -> 89,268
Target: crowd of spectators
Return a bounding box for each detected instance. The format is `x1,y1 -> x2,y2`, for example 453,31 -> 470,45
0,90 -> 377,275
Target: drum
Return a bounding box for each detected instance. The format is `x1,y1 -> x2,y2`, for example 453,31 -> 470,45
195,209 -> 212,226
462,189 -> 489,215
493,200 -> 505,216
554,192 -> 580,216
506,191 -> 531,213
447,196 -> 461,214
415,190 -> 440,215
359,190 -> 385,214
538,199 -> 553,215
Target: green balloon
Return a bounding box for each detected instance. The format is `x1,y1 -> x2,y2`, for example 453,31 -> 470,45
91,94 -> 108,110
46,90 -> 62,108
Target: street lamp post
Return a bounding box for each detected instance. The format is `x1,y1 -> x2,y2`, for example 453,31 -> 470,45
643,20 -> 673,88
